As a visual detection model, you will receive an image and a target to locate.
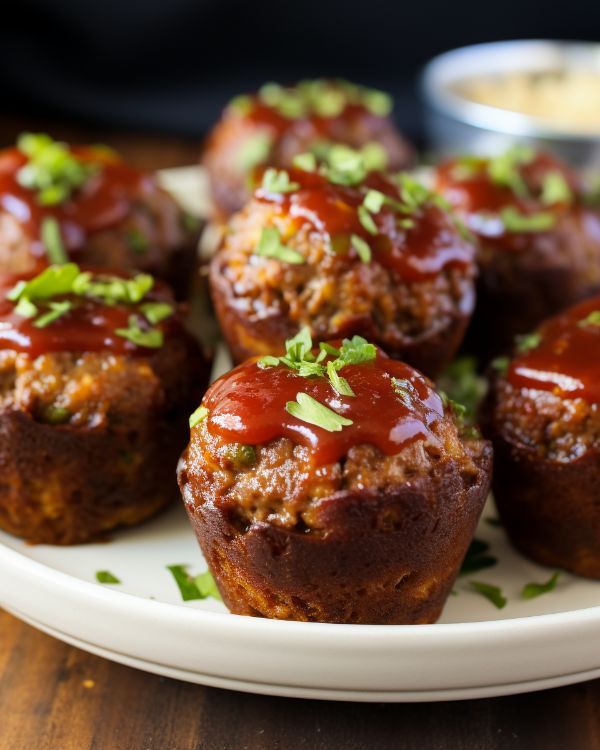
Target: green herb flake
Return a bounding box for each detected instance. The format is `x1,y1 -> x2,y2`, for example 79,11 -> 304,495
189,405 -> 208,428
195,570 -> 222,601
292,152 -> 317,172
541,171 -> 573,205
319,342 -> 341,358
363,189 -> 386,214
469,580 -> 507,609
41,217 -> 69,264
351,234 -> 372,262
362,89 -> 393,116
167,565 -> 221,601
521,572 -> 560,600
491,356 -> 510,374
500,207 -> 555,233
360,142 -> 388,171
255,227 -> 305,264
326,360 -> 355,397
140,301 -> 174,325
14,297 -> 37,319
40,404 -> 71,425
285,392 -> 353,432
358,205 -> 378,235
338,335 -> 377,366
487,145 -> 533,198
228,94 -> 253,115
237,132 -> 272,171
260,167 -> 300,194
8,263 -> 80,302
115,315 -> 163,349
459,539 -> 498,576
96,570 -> 121,585
578,310 -> 600,328
33,300 -> 72,328
516,332 -> 541,353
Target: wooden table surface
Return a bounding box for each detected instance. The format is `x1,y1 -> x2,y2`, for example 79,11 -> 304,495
0,118 -> 599,750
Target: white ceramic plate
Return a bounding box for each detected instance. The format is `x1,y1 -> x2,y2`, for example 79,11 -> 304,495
1,167 -> 599,702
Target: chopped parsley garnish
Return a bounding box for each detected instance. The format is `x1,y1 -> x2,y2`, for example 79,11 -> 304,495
189,405 -> 208,428
33,300 -> 72,328
7,263 -> 166,345
286,392 -> 353,432
459,539 -> 498,576
521,572 -> 560,600
16,133 -> 99,206
578,310 -> 600,328
115,315 -> 164,349
260,168 -> 300,194
439,390 -> 467,423
487,145 -> 533,198
237,132 -> 272,171
40,217 -> 68,264
252,79 -> 392,120
515,332 -> 541,353
541,171 -> 572,205
259,328 -> 375,420
469,580 -> 507,609
167,565 -> 221,601
351,233 -> 372,262
326,360 -> 355,396
255,227 -> 305,264
96,570 -> 121,584
140,301 -> 174,324
293,152 -> 317,172
500,207 -> 555,233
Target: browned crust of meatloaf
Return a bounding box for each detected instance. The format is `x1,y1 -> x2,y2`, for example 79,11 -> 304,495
210,202 -> 475,377
202,111 -> 414,221
464,209 -> 600,360
0,336 -> 209,544
0,186 -> 200,298
483,377 -> 600,578
178,418 -> 492,623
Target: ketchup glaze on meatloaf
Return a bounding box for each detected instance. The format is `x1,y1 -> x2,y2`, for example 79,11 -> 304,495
486,296 -> 600,578
435,146 -> 600,359
210,146 -> 477,377
0,133 -> 199,293
0,263 -> 209,545
202,79 -> 414,219
178,330 -> 492,624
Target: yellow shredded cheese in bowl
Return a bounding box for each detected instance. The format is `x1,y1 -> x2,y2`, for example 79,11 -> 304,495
454,70 -> 600,133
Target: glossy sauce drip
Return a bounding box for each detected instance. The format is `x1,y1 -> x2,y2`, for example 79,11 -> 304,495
0,271 -> 177,356
255,169 -> 474,281
508,296 -> 600,402
0,147 -> 150,257
203,351 -> 444,465
435,153 -> 579,247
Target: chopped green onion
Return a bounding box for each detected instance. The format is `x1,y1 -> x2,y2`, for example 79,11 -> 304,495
41,217 -> 68,264
521,572 -> 560,600
351,234 -> 372,262
260,168 -> 300,194
140,302 -> 174,324
326,360 -> 355,397
255,227 -> 305,264
189,405 -> 208,428
500,207 -> 555,233
469,580 -> 507,609
33,300 -> 72,328
115,315 -> 163,349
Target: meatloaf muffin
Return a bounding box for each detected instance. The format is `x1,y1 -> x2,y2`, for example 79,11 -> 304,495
202,79 -> 414,220
484,297 -> 600,578
178,330 -> 492,624
435,147 -> 600,360
0,263 -> 209,545
210,147 -> 477,378
0,133 -> 200,296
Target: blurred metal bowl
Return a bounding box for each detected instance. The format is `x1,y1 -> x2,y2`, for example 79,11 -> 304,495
421,40 -> 600,167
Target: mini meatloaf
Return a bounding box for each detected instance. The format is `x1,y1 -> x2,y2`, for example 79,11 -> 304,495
0,263 -> 209,545
484,297 -> 600,578
210,148 -> 477,378
435,147 -> 600,360
178,330 -> 492,624
0,133 -> 200,296
202,79 -> 414,220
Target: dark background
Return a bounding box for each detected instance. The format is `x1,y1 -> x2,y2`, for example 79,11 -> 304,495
1,0 -> 599,141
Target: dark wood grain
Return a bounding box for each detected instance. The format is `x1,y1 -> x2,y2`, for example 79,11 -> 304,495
0,119 -> 599,750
